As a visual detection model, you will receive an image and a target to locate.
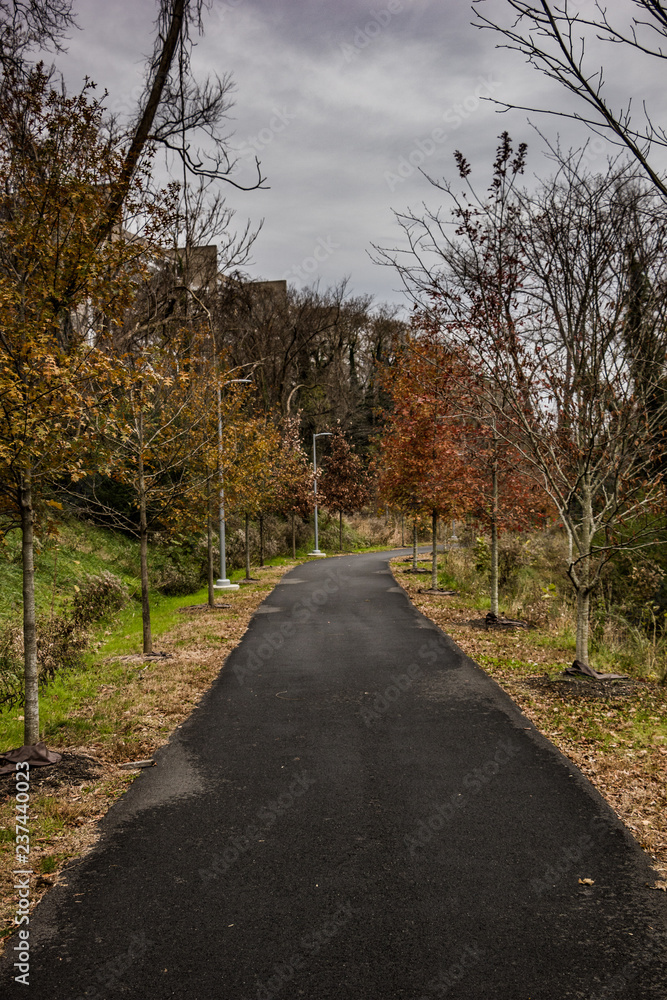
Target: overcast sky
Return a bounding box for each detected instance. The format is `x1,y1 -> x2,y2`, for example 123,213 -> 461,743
57,0 -> 667,311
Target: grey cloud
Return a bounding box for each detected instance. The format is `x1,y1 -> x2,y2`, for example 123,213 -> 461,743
48,0 -> 665,306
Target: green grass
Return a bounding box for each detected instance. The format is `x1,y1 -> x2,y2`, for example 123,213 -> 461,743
94,588 -> 208,657
39,854 -> 69,875
0,519 -> 141,626
0,583 -> 217,749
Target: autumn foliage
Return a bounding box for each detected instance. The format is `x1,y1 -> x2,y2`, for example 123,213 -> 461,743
320,426 -> 373,549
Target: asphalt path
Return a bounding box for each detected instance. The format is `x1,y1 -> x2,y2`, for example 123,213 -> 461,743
2,549 -> 666,998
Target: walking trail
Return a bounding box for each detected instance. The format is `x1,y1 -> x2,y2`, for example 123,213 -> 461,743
2,550 -> 666,998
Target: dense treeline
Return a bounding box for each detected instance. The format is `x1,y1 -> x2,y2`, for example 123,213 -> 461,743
0,3 -> 402,745
4,0 -> 667,748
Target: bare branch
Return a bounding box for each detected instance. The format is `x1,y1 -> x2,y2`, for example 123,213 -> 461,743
472,0 -> 667,199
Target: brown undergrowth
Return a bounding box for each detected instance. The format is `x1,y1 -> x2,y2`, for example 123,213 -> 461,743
0,562 -> 297,949
393,560 -> 667,888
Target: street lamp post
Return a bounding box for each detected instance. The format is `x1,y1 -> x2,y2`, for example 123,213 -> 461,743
214,379 -> 251,592
308,431 -> 332,557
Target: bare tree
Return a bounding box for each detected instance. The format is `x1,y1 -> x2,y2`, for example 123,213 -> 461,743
84,0 -> 266,254
473,0 -> 667,199
210,278 -> 403,451
377,136 -> 667,665
0,0 -> 75,76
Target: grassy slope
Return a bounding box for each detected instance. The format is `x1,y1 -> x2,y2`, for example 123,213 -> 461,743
0,519 -> 141,625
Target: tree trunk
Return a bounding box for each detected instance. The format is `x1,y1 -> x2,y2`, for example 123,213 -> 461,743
50,544 -> 59,621
339,510 -> 343,552
245,514 -> 251,580
93,0 -> 186,246
431,509 -> 438,590
139,491 -> 152,655
207,503 -> 215,608
574,473 -> 593,664
412,520 -> 418,570
575,587 -> 591,663
138,413 -> 152,655
292,513 -> 296,559
401,515 -> 404,546
259,514 -> 264,567
20,477 -> 39,746
490,452 -> 499,617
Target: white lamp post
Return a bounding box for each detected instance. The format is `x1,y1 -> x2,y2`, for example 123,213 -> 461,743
308,431 -> 332,557
214,379 -> 251,591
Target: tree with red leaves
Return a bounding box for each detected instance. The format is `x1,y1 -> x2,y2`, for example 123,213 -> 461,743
320,427 -> 372,551
378,341 -> 476,588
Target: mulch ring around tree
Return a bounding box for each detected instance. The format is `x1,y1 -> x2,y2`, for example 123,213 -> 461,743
0,750 -> 105,802
521,674 -> 642,702
177,602 -> 231,612
468,615 -> 532,631
417,588 -> 459,596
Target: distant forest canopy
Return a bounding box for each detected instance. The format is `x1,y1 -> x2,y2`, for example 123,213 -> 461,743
134,262 -> 409,455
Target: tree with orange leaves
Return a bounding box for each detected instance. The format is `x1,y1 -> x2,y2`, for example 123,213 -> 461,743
379,329 -> 548,606
0,71 -> 161,745
378,339 -> 476,588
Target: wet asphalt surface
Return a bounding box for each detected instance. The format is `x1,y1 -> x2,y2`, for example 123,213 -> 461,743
2,549 -> 666,998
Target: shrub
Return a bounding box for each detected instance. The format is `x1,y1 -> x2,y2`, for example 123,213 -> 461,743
71,571 -> 129,626
36,614 -> 89,683
474,536 -> 490,575
149,535 -> 207,595
0,613 -> 90,708
0,624 -> 23,708
153,563 -> 203,596
498,545 -> 523,590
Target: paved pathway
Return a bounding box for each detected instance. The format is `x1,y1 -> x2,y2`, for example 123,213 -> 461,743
2,550 -> 666,998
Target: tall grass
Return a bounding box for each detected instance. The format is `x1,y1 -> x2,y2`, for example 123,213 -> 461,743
436,527 -> 667,682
